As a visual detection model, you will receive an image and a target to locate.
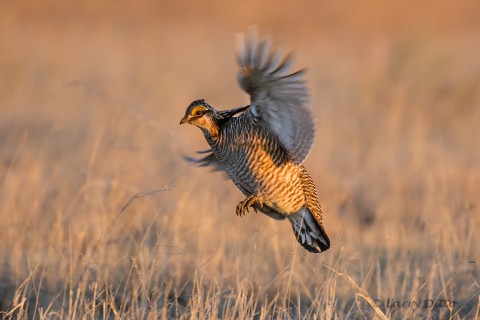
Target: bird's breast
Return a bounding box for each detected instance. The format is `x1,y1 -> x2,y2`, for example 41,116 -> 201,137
210,118 -> 306,214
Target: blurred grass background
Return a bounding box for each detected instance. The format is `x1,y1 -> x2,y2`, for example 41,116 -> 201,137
0,0 -> 479,319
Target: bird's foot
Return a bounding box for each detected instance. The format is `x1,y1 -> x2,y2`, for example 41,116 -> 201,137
236,195 -> 261,217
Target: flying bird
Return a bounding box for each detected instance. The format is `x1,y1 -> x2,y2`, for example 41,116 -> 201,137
180,30 -> 330,253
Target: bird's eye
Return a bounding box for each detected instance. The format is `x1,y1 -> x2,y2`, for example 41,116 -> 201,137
191,105 -> 207,117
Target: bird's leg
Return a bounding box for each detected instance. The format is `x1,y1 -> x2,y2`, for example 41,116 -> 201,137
236,195 -> 262,217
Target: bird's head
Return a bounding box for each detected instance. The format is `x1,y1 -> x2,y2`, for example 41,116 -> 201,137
180,99 -> 220,136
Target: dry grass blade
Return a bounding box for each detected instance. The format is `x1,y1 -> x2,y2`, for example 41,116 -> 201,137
119,174 -> 183,214
325,265 -> 389,320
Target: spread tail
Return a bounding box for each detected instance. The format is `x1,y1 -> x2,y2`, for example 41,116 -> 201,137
287,207 -> 331,253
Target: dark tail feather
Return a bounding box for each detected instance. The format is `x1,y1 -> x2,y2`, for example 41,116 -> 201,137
287,208 -> 330,253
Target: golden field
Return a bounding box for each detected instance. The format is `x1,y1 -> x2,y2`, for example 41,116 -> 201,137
0,1 -> 479,319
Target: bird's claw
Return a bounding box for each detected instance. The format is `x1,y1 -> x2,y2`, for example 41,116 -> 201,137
236,195 -> 257,217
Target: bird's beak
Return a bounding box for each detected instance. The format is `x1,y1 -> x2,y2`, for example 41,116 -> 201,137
179,115 -> 189,125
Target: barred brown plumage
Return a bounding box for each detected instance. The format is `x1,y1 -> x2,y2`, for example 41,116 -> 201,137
180,30 -> 330,253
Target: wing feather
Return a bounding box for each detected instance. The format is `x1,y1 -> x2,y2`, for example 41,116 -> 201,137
184,149 -> 224,172
236,29 -> 315,163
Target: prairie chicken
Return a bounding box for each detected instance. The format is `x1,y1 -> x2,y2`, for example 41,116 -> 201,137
180,31 -> 330,253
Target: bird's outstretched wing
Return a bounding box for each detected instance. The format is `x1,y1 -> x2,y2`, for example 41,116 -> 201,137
236,29 -> 315,164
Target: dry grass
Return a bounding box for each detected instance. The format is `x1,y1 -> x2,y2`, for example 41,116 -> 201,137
1,1 -> 479,319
